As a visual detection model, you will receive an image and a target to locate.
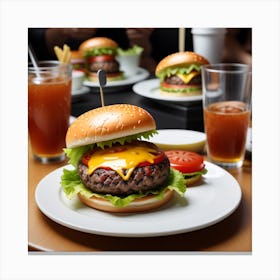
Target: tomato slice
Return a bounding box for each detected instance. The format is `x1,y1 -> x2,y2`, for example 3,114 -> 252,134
137,150 -> 165,167
88,55 -> 115,63
161,81 -> 188,89
165,150 -> 205,173
81,150 -> 94,166
161,81 -> 201,89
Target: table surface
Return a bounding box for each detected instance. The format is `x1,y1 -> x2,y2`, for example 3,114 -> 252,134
28,81 -> 252,252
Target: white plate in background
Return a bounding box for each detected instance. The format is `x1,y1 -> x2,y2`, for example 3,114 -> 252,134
149,129 -> 206,152
83,67 -> 149,88
133,79 -> 202,104
72,86 -> 90,96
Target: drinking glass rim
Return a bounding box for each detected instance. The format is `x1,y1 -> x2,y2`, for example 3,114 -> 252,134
202,63 -> 251,74
28,60 -> 71,72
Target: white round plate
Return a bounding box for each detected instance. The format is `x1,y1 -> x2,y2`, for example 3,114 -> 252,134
133,79 -> 202,104
72,86 -> 90,96
83,67 -> 149,88
35,162 -> 242,237
149,129 -> 206,152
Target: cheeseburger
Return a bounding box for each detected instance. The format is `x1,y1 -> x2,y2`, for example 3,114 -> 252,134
61,104 -> 186,213
155,51 -> 209,96
70,50 -> 85,72
79,37 -> 123,82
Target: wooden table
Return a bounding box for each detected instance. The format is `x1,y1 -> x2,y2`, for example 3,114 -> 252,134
28,141 -> 252,252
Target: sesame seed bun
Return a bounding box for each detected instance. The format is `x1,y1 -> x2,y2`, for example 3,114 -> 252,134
66,104 -> 156,148
79,37 -> 118,54
71,50 -> 83,60
185,174 -> 203,186
155,51 -> 209,75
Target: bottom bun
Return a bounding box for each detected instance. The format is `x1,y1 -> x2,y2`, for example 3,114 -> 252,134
78,189 -> 174,213
185,174 -> 202,186
86,72 -> 124,82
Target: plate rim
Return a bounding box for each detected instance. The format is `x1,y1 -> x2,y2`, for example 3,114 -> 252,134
132,78 -> 203,103
83,67 -> 149,88
150,129 -> 206,145
72,86 -> 90,96
34,161 -> 242,237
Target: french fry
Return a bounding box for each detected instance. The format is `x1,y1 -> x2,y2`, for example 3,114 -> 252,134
54,46 -> 63,61
54,44 -> 71,63
65,49 -> 71,64
61,44 -> 69,63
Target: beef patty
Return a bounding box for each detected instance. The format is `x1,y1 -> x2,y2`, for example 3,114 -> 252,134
165,74 -> 202,85
78,156 -> 170,196
89,60 -> 120,73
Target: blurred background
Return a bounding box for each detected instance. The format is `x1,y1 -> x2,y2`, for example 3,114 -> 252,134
28,27 -> 252,73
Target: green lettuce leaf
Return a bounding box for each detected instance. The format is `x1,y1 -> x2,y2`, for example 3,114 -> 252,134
95,129 -> 158,149
156,64 -> 202,81
160,85 -> 201,94
60,167 -> 186,208
64,130 -> 158,167
85,47 -> 117,57
116,45 -> 144,56
183,168 -> 208,179
60,168 -> 89,199
64,145 -> 93,168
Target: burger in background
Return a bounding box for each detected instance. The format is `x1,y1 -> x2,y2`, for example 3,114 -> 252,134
61,104 -> 186,213
70,50 -> 85,73
155,51 -> 209,96
79,37 -> 124,82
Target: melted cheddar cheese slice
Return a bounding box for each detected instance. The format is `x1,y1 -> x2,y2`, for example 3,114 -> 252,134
177,71 -> 200,84
87,145 -> 157,181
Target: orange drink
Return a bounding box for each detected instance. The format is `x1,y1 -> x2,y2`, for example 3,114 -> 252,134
202,63 -> 251,168
204,101 -> 250,165
28,61 -> 72,163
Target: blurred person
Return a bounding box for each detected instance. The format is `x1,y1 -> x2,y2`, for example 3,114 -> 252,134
126,28 -> 157,73
28,28 -> 251,74
29,28 -> 158,73
28,28 -> 130,60
222,28 -> 252,64
45,28 -> 98,55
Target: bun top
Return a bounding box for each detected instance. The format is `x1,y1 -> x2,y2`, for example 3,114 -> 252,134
155,51 -> 209,75
70,50 -> 84,63
71,50 -> 83,59
79,37 -> 119,53
66,104 -> 156,148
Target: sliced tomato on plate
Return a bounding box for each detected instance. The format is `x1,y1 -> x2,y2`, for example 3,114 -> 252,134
165,150 -> 205,173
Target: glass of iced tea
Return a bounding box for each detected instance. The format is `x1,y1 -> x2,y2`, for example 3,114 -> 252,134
28,61 -> 72,163
202,63 -> 251,168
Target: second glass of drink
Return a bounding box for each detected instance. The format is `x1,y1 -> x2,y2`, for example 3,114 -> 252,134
201,63 -> 251,168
